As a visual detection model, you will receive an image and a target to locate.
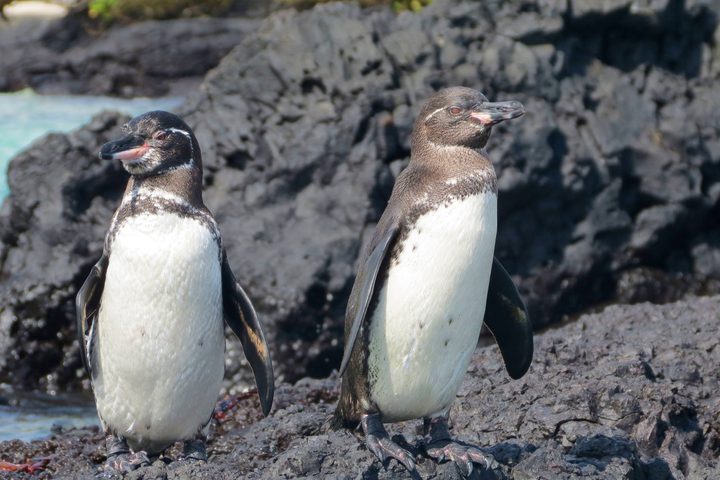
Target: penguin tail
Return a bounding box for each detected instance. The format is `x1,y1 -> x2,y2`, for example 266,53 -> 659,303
332,391 -> 362,430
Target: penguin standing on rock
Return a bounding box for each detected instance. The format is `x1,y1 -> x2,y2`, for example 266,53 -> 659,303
335,87 -> 533,476
76,111 -> 274,473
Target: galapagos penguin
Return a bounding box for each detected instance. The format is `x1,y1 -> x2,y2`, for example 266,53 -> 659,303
335,87 -> 533,476
76,111 -> 274,472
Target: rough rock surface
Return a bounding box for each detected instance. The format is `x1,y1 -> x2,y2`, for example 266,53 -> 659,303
1,297 -> 718,478
0,12 -> 258,97
1,0 -> 720,389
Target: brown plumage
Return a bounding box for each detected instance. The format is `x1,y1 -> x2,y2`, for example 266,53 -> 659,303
333,87 -> 531,476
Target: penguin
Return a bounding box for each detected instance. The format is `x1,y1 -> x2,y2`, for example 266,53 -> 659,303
334,87 -> 533,476
76,111 -> 274,473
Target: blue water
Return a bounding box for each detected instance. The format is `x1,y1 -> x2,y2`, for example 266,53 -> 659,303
0,89 -> 182,200
0,390 -> 99,442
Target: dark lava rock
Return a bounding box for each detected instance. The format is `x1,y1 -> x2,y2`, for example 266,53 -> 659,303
1,0 -> 720,390
1,297 -> 718,478
0,12 -> 258,97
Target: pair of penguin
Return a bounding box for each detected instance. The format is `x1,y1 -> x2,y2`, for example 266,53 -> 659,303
76,87 -> 533,476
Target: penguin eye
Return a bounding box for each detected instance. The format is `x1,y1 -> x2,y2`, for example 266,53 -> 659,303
449,106 -> 463,116
153,130 -> 168,141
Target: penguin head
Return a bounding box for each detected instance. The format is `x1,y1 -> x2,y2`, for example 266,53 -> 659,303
415,87 -> 525,150
99,111 -> 200,176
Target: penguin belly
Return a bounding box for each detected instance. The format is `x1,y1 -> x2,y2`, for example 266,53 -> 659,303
94,212 -> 225,453
368,192 -> 497,422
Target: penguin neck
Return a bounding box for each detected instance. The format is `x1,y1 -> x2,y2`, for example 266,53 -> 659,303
106,163 -> 215,253
410,135 -> 494,183
125,164 -> 204,208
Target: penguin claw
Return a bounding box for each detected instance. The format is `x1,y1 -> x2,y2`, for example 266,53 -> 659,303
464,459 -> 474,477
422,415 -> 496,477
103,451 -> 151,474
361,413 -> 418,475
468,448 -> 494,468
424,441 -> 495,478
366,433 -> 416,473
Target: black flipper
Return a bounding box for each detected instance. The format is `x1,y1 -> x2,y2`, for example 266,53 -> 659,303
221,252 -> 274,416
76,253 -> 109,379
338,220 -> 400,377
483,257 -> 533,379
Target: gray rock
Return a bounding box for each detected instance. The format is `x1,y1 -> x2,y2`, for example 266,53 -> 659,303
569,0 -> 634,18
630,204 -> 688,255
691,231 -> 720,277
1,296 -> 718,478
0,0 -> 719,391
0,13 -> 259,97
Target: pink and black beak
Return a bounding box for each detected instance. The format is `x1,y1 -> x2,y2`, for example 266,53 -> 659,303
470,100 -> 525,126
99,134 -> 149,162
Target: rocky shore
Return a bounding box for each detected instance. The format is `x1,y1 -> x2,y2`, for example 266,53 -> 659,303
1,296 -> 718,478
1,0 -> 719,392
0,9 -> 259,97
1,1 -> 718,477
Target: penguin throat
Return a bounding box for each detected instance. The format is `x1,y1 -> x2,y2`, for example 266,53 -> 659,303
415,138 -> 488,163
413,124 -> 491,152
127,166 -> 204,208
127,155 -> 195,178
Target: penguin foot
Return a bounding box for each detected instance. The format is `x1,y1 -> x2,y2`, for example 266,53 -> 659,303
180,438 -> 208,462
101,436 -> 150,474
422,416 -> 496,477
361,413 -> 418,476
103,451 -> 151,473
424,441 -> 495,477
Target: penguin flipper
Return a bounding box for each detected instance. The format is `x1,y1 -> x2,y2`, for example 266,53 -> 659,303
338,220 -> 400,377
483,257 -> 534,379
75,253 -> 109,379
221,252 -> 274,416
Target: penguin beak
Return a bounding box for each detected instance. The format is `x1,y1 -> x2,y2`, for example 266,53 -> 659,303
99,134 -> 149,162
470,101 -> 525,126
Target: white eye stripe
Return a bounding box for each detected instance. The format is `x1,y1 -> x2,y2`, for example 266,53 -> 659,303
167,128 -> 191,139
165,127 -> 195,164
424,106 -> 447,123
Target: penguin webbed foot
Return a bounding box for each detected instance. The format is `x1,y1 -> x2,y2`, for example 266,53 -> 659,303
180,438 -> 208,462
101,436 -> 151,474
422,416 -> 496,477
103,451 -> 151,473
424,441 -> 495,477
361,413 -> 419,477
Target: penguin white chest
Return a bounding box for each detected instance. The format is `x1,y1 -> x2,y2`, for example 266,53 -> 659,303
368,192 -> 497,422
94,212 -> 225,453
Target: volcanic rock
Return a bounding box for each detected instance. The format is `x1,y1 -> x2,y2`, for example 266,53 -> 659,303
0,12 -> 258,97
0,0 -> 719,390
1,296 -> 718,478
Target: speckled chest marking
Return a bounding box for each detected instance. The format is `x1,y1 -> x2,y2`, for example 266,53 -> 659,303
93,211 -> 225,453
106,187 -> 221,256
368,192 -> 497,422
